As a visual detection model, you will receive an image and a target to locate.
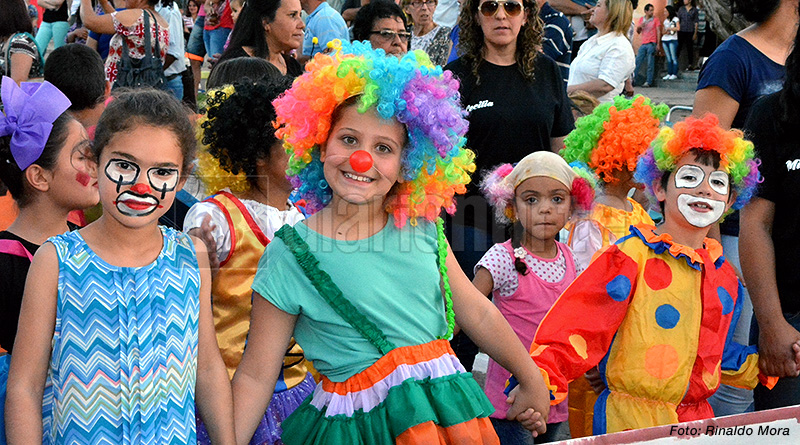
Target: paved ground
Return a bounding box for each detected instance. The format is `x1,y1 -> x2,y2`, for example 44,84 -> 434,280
636,84 -> 695,107
630,70 -> 700,121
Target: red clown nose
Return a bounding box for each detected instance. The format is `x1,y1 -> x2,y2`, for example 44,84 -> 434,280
130,183 -> 152,195
349,150 -> 373,173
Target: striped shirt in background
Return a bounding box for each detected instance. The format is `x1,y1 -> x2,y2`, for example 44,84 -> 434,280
541,2 -> 573,88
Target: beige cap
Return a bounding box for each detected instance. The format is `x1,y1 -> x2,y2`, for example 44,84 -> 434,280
502,151 -> 577,191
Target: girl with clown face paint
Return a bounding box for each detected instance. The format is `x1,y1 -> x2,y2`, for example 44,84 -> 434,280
520,115 -> 800,435
6,90 -> 236,444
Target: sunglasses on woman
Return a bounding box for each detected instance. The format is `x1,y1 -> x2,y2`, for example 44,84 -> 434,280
479,0 -> 524,17
370,29 -> 412,43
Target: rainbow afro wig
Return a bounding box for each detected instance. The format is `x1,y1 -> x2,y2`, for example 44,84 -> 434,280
273,40 -> 475,227
633,114 -> 761,210
561,95 -> 668,184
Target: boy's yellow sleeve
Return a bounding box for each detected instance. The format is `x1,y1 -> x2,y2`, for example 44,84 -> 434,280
530,244 -> 640,404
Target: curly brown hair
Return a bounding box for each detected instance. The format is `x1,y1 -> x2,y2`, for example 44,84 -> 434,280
456,0 -> 543,84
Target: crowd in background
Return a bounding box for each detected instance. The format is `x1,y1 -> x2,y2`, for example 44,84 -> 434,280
3,0 -> 800,444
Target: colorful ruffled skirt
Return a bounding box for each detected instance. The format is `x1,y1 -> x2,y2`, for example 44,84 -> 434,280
280,340 -> 499,444
196,372 -> 316,445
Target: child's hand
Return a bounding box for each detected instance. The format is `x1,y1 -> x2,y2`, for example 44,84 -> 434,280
793,342 -> 800,374
505,383 -> 550,435
512,407 -> 546,437
188,215 -> 220,278
585,366 -> 606,394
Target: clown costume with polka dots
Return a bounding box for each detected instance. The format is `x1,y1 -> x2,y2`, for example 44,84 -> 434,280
520,116 -> 800,434
473,152 -> 596,443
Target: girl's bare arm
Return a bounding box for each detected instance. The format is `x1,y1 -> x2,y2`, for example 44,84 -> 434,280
231,295 -> 297,445
444,241 -> 550,426
5,244 -> 59,444
192,237 -> 236,444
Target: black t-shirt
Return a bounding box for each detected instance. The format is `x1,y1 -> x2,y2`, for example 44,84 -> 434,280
216,48 -> 304,79
446,56 -> 574,187
744,91 -> 800,314
42,2 -> 69,23
445,55 -> 574,228
0,231 -> 38,354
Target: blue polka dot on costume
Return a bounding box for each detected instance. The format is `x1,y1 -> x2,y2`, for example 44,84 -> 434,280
655,304 -> 680,329
606,275 -> 632,302
718,287 -> 734,315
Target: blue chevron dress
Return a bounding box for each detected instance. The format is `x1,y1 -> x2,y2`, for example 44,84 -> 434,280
43,227 -> 200,445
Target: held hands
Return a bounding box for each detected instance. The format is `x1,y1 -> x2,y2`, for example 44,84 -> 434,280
189,214 -> 220,278
758,320 -> 800,378
584,366 -> 606,394
505,381 -> 550,437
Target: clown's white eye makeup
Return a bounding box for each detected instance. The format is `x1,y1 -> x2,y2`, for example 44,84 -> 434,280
674,165 -> 704,189
708,171 -> 730,195
105,158 -> 141,192
147,167 -> 180,199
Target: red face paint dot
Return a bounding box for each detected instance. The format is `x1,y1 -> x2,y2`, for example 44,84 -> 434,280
76,172 -> 91,186
130,183 -> 152,195
349,150 -> 373,173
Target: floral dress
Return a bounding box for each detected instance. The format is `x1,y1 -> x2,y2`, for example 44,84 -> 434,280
105,10 -> 169,85
410,25 -> 452,67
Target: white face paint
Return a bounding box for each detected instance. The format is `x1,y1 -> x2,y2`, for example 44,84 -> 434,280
677,194 -> 726,227
708,171 -> 730,195
674,165 -> 705,189
114,190 -> 161,217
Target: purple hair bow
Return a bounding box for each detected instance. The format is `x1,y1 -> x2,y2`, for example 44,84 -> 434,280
0,76 -> 71,170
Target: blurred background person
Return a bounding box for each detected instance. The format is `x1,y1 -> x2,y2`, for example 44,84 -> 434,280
218,0 -> 305,77
661,4 -> 679,80
352,0 -> 409,57
299,0 -> 349,63
408,0 -> 452,66
740,0 -> 800,414
567,0 -> 634,102
0,0 -> 44,85
633,3 -> 660,87
695,0 -> 799,418
676,0 -> 697,70
36,0 -> 69,56
81,0 -> 170,88
445,0 -> 573,370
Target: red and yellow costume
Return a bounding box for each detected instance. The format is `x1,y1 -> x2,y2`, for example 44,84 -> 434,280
531,224 -> 776,434
204,191 -> 309,387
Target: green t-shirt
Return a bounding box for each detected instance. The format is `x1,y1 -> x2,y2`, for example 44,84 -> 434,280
252,217 -> 448,382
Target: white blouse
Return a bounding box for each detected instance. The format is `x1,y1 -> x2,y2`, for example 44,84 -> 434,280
183,190 -> 305,261
568,31 -> 635,103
